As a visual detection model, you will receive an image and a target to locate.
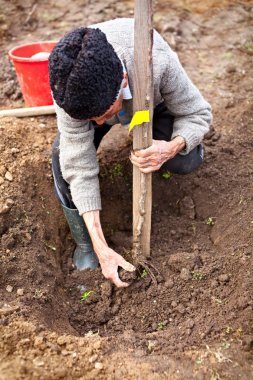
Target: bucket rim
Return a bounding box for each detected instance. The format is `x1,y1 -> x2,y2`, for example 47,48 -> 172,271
8,40 -> 58,62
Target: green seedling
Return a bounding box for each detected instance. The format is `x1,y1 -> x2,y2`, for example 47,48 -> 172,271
225,326 -> 233,335
239,195 -> 247,205
34,288 -> 43,299
192,271 -> 205,281
223,51 -> 233,60
211,372 -> 220,380
44,242 -> 56,251
243,41 -> 253,52
111,163 -> 124,177
206,217 -> 215,226
195,357 -> 203,365
222,342 -> 231,350
162,170 -> 172,180
157,321 -> 166,331
140,268 -> 148,279
80,290 -> 94,303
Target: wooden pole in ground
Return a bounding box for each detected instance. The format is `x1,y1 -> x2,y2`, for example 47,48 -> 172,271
132,0 -> 154,257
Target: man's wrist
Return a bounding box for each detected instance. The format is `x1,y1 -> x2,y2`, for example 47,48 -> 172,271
172,136 -> 186,151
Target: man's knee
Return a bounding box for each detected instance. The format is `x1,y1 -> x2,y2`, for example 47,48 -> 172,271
163,144 -> 204,175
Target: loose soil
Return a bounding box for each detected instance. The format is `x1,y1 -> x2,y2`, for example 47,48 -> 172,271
1,0 -> 253,379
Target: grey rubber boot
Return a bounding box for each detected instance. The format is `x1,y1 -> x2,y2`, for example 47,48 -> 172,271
62,204 -> 99,270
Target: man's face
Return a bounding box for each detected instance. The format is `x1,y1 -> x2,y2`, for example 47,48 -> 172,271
89,73 -> 128,125
89,95 -> 123,125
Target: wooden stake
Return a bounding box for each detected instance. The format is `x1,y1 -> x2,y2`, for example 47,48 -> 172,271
133,0 -> 154,257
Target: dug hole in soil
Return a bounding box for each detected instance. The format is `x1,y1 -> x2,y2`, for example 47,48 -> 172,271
0,1 -> 253,379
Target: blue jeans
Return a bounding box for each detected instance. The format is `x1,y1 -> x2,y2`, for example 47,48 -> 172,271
52,102 -> 204,208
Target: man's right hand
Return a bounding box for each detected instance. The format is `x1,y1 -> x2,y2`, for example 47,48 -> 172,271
83,209 -> 136,287
95,245 -> 135,287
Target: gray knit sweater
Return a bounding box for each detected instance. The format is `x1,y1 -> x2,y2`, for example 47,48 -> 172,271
55,18 -> 212,215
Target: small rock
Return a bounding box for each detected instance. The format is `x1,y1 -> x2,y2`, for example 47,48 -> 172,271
0,204 -> 10,215
11,148 -> 20,154
226,64 -> 237,73
170,230 -> 176,236
5,171 -> 13,182
6,285 -> 13,293
33,358 -> 45,367
57,336 -> 72,346
89,354 -> 98,363
185,318 -> 195,329
164,279 -> 174,289
61,349 -> 69,356
180,268 -> 190,281
94,362 -> 103,370
218,274 -> 229,283
0,177 -> 4,185
171,301 -> 177,308
177,304 -> 186,315
47,342 -> 61,353
242,335 -> 253,351
92,340 -> 102,350
34,336 -> 46,349
25,232 -> 32,241
225,99 -> 235,109
179,196 -> 195,220
6,198 -> 14,207
210,279 -> 218,288
101,281 -> 112,298
17,288 -> 24,296
38,123 -> 46,128
0,166 -> 6,176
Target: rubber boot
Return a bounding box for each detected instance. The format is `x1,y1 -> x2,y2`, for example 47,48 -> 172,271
62,204 -> 99,270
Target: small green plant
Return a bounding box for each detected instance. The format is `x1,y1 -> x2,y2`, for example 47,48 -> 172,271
211,371 -> 220,380
162,170 -> 172,180
206,217 -> 215,226
243,41 -> 253,52
80,290 -> 94,303
239,195 -> 247,205
111,163 -> 124,177
195,357 -> 203,365
44,241 -> 56,251
34,288 -> 43,299
223,51 -> 233,60
140,268 -> 148,279
157,321 -> 166,331
192,271 -> 205,281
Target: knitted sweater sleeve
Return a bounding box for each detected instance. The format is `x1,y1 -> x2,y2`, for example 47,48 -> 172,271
55,103 -> 101,215
160,48 -> 212,154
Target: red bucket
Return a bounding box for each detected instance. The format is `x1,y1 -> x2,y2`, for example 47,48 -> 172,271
8,41 -> 57,107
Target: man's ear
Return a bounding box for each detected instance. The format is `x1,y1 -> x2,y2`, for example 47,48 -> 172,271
123,72 -> 128,88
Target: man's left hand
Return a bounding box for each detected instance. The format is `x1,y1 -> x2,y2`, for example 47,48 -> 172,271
130,137 -> 185,173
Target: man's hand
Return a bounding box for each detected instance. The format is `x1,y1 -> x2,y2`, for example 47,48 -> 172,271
130,137 -> 186,173
83,210 -> 136,287
96,245 -> 135,287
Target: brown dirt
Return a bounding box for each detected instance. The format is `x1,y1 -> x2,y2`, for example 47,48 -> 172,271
1,0 -> 253,379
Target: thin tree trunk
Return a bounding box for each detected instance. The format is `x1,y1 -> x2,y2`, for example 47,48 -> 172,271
132,0 -> 154,257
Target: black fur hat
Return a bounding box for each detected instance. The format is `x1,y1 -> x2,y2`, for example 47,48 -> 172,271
49,27 -> 123,120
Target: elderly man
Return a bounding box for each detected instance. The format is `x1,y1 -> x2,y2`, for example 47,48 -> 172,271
49,18 -> 212,288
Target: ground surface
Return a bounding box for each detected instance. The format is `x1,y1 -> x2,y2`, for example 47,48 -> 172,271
0,0 -> 253,379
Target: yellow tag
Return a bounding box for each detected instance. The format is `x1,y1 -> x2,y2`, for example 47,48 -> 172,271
129,110 -> 150,133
